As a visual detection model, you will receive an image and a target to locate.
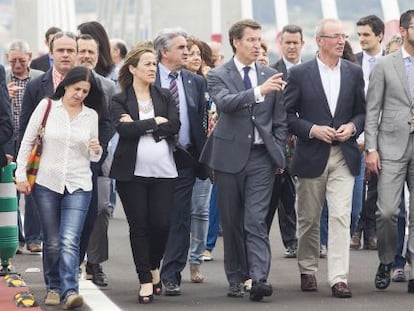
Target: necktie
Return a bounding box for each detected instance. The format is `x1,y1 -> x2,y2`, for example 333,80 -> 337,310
169,72 -> 179,109
243,66 -> 252,89
368,57 -> 377,74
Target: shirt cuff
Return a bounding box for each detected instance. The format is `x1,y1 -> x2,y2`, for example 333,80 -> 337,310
309,125 -> 316,138
254,86 -> 265,103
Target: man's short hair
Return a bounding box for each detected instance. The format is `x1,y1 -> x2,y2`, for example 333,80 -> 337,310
45,26 -> 62,41
356,15 -> 385,39
400,10 -> 414,28
7,40 -> 31,53
228,19 -> 261,53
112,39 -> 128,59
281,24 -> 303,41
153,28 -> 188,61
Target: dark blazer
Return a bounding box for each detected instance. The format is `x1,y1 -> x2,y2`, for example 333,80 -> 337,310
109,85 -> 180,181
200,58 -> 288,173
0,65 -> 13,167
30,54 -> 51,72
155,67 -> 208,178
271,58 -> 288,77
284,58 -> 366,178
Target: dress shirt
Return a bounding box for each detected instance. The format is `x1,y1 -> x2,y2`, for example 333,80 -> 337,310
283,57 -> 302,73
317,56 -> 341,116
15,98 -> 102,194
233,57 -> 264,144
158,63 -> 191,148
362,50 -> 382,94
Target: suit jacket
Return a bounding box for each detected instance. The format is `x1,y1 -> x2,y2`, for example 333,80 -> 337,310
0,65 -> 13,167
200,58 -> 288,173
271,58 -> 288,77
284,58 -> 366,178
109,85 -> 180,181
365,50 -> 412,160
5,68 -> 44,84
155,66 -> 208,179
30,54 -> 51,72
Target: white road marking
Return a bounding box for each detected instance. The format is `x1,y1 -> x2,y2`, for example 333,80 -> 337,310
79,279 -> 122,311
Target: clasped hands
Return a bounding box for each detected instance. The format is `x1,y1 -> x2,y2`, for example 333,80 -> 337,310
311,123 -> 355,144
119,113 -> 168,125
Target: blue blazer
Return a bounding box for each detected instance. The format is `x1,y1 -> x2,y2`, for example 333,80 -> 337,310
284,58 -> 366,178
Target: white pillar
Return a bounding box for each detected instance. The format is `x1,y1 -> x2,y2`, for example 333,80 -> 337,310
274,0 -> 288,31
380,0 -> 400,22
240,0 -> 253,19
321,0 -> 338,19
211,0 -> 222,41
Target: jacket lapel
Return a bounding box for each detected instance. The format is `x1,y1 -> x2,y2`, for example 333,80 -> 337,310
126,87 -> 139,119
393,51 -> 412,104
308,59 -> 331,116
334,61 -> 350,117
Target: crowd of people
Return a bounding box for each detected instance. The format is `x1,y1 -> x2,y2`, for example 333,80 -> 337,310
1,8 -> 414,309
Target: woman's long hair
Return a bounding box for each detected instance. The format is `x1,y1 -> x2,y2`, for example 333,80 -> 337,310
118,43 -> 155,92
51,66 -> 104,116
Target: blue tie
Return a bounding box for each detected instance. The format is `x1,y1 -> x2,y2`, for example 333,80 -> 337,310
243,66 -> 252,89
169,72 -> 179,108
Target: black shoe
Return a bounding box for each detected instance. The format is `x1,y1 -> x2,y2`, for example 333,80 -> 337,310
86,263 -> 108,287
408,279 -> 414,293
249,281 -> 273,301
284,245 -> 297,258
375,263 -> 392,290
227,283 -> 244,298
163,281 -> 181,296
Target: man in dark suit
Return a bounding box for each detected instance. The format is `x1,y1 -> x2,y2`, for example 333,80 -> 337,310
268,24 -> 304,258
30,26 -> 62,72
284,18 -> 365,298
0,64 -> 13,168
351,15 -> 385,251
200,19 -> 287,301
153,28 -> 208,296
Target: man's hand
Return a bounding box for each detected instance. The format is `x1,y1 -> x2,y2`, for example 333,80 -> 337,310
365,150 -> 381,175
16,181 -> 31,195
310,125 -> 337,143
260,73 -> 287,96
7,82 -> 23,99
335,123 -> 355,142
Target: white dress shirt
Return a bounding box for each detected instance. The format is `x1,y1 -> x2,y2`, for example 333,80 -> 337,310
16,98 -> 102,194
317,57 -> 341,116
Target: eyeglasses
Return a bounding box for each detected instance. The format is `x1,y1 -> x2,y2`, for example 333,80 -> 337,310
9,58 -> 28,64
319,34 -> 349,40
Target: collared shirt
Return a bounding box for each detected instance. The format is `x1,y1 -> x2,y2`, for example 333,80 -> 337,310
402,47 -> 414,101
362,50 -> 382,94
15,98 -> 102,194
10,73 -> 30,139
317,56 -> 341,116
158,62 -> 191,148
233,56 -> 264,144
283,57 -> 302,73
52,67 -> 64,91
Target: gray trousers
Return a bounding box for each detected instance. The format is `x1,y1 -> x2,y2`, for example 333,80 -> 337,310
377,136 -> 414,278
86,176 -> 111,264
215,147 -> 275,284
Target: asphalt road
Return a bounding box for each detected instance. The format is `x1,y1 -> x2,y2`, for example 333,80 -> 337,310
8,203 -> 414,311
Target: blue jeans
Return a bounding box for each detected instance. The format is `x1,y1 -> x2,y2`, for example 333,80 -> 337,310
189,178 -> 212,265
394,193 -> 406,269
24,194 -> 42,244
33,184 -> 91,300
350,156 -> 365,235
206,184 -> 220,251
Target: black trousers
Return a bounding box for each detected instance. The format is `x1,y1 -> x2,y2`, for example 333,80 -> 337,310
117,176 -> 175,284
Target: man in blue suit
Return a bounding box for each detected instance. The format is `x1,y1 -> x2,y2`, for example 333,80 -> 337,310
153,28 -> 208,296
284,18 -> 365,298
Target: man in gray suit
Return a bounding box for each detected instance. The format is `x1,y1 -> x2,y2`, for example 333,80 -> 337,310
365,9 -> 414,293
200,19 -> 287,301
